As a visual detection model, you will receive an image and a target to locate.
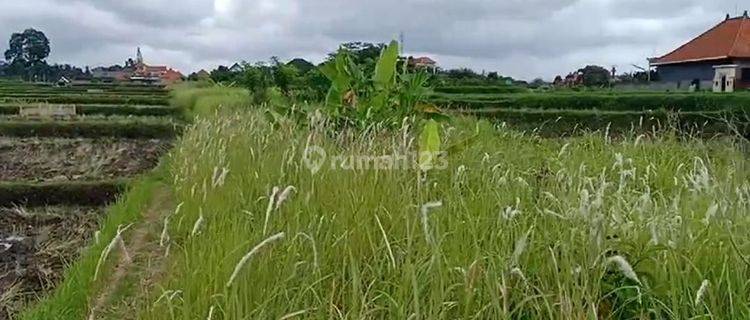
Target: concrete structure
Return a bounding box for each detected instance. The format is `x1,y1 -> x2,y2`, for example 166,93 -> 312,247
650,12 -> 750,92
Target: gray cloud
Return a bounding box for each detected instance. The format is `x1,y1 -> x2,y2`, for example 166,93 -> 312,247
0,0 -> 745,80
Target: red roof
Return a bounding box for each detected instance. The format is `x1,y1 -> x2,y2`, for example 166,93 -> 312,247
145,65 -> 168,72
653,15 -> 750,65
410,57 -> 437,65
162,69 -> 184,84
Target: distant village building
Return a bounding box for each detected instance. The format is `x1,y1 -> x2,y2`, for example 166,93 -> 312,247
650,11 -> 750,92
193,69 -> 211,81
229,63 -> 244,73
92,47 -> 184,85
91,66 -> 131,82
553,71 -> 583,87
56,76 -> 71,87
408,56 -> 438,73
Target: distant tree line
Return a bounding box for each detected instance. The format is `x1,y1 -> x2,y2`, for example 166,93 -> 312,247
0,28 -> 91,82
194,41 -> 529,103
2,30 -> 659,92
553,65 -> 660,89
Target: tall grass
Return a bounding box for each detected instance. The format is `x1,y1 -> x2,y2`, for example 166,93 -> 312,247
139,106 -> 750,319
170,83 -> 252,118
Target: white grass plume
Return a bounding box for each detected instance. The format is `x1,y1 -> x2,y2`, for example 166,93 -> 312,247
420,201 -> 443,245
702,203 -> 719,226
93,224 -> 133,281
557,143 -> 570,158
226,232 -> 286,288
191,210 -> 205,237
160,202 -> 185,248
262,187 -> 281,235
275,186 -> 297,210
502,198 -> 522,220
606,255 -> 641,285
211,166 -> 230,188
159,219 -> 170,246
510,267 -> 529,288
511,227 -> 533,267
279,309 -> 313,320
694,279 -> 710,307
634,134 -> 645,147
206,305 -> 215,320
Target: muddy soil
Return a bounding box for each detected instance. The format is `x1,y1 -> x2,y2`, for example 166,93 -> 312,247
0,138 -> 170,182
0,206 -> 101,320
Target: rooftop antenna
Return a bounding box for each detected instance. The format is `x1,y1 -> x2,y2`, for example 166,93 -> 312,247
399,31 -> 405,55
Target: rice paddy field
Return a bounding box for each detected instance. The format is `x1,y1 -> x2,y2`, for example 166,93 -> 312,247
431,86 -> 750,138
0,81 -> 176,319
5,83 -> 750,319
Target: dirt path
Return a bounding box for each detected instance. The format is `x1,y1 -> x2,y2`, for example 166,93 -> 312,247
86,186 -> 174,320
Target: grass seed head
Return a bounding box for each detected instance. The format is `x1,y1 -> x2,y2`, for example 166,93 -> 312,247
694,279 -> 710,307
420,201 -> 443,245
606,255 -> 641,285
226,232 -> 286,288
275,186 -> 297,210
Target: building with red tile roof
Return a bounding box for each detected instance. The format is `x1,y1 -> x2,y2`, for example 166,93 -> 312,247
408,56 -> 438,73
650,12 -> 750,92
92,47 -> 184,85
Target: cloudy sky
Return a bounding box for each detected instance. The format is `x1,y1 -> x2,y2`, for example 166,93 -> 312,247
0,0 -> 746,80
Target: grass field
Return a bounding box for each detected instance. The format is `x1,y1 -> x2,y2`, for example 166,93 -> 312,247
15,84 -> 750,319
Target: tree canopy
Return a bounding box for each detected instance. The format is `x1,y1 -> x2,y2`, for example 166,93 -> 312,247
287,58 -> 315,74
578,65 -> 612,87
4,28 -> 50,66
327,42 -> 386,71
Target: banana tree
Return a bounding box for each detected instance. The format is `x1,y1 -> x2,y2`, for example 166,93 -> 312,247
321,40 -> 444,125
320,40 -> 450,174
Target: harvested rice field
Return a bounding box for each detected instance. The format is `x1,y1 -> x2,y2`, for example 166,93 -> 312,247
0,138 -> 170,182
0,206 -> 102,320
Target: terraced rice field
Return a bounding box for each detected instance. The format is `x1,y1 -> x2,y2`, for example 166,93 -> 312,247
431,87 -> 750,137
0,82 -> 176,319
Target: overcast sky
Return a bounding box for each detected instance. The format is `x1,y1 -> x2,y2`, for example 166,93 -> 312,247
0,0 -> 746,80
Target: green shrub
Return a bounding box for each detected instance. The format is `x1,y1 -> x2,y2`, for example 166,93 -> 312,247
434,85 -> 529,94
171,84 -> 252,118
